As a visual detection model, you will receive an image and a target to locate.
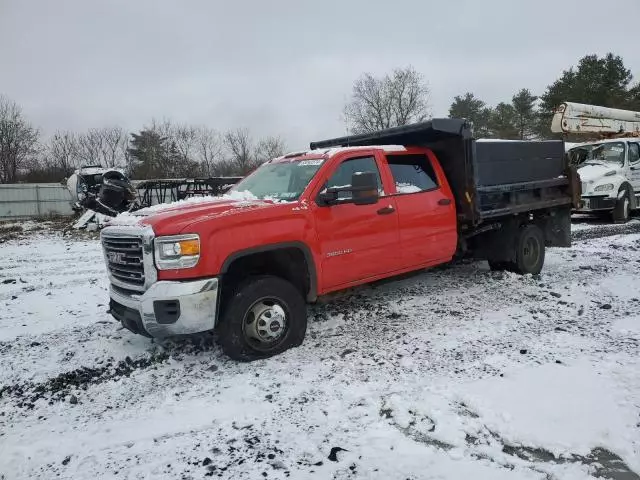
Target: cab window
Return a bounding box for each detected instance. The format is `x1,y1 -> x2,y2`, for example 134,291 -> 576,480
386,154 -> 439,194
325,156 -> 384,200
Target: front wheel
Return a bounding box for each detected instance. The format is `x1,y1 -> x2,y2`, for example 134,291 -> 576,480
513,224 -> 545,275
612,191 -> 631,224
217,275 -> 307,361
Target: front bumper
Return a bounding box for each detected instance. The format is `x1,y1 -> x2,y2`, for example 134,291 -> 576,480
573,195 -> 616,212
109,277 -> 219,338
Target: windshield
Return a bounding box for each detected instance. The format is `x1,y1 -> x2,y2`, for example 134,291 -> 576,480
569,142 -> 626,168
229,158 -> 325,201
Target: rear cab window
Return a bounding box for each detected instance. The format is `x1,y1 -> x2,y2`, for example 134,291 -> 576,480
385,153 -> 439,194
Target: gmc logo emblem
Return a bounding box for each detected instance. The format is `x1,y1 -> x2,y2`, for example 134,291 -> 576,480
108,251 -> 126,264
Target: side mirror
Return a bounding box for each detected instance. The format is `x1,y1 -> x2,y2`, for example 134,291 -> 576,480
316,171 -> 379,206
317,189 -> 338,205
351,171 -> 379,206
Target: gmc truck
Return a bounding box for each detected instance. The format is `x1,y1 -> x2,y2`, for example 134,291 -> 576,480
100,120 -> 580,361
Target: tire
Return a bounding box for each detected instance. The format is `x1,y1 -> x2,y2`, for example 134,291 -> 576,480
217,275 -> 307,361
612,190 -> 631,224
513,224 -> 545,275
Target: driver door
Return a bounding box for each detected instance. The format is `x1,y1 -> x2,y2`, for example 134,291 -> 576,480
627,142 -> 640,195
312,153 -> 400,290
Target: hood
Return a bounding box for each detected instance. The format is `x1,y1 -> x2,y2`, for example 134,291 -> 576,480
577,163 -> 619,183
106,192 -> 293,235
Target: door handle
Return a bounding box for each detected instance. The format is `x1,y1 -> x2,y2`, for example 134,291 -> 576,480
438,198 -> 452,206
377,205 -> 395,215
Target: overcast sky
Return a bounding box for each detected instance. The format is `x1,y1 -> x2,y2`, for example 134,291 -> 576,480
2,0 -> 639,150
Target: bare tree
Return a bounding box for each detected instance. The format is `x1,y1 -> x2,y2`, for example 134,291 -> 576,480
171,123 -> 198,166
48,130 -> 79,175
255,136 -> 287,164
75,127 -> 128,169
75,128 -> 102,166
101,126 -> 128,168
224,128 -> 255,174
343,66 -> 431,134
149,118 -> 174,139
0,95 -> 39,183
195,126 -> 223,176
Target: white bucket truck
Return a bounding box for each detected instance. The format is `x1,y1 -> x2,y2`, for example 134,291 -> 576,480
552,102 -> 640,223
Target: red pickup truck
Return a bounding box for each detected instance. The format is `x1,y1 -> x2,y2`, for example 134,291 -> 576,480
101,120 -> 579,361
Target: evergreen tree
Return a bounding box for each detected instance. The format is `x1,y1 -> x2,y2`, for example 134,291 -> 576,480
449,92 -> 493,137
127,130 -> 168,179
489,103 -> 519,139
511,89 -> 538,139
628,83 -> 640,111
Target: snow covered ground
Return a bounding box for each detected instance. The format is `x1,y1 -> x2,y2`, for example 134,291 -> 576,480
1,219 -> 639,479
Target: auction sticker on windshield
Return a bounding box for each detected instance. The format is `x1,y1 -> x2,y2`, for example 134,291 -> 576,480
298,159 -> 324,166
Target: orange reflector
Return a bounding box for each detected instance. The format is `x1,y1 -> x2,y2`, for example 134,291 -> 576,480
179,239 -> 200,256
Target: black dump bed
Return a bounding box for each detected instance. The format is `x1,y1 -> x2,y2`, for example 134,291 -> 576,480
310,119 -> 580,226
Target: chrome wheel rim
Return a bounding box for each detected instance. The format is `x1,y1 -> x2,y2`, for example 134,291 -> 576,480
242,297 -> 288,351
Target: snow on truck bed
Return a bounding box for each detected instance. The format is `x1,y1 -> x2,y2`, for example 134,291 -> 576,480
1,221 -> 640,479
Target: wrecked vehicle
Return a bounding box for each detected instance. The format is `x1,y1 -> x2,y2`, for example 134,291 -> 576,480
66,165 -> 139,217
99,120 -> 579,361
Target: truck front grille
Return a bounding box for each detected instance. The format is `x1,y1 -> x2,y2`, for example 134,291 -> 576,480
102,235 -> 145,288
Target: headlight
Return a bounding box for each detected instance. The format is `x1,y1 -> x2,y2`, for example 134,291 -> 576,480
154,234 -> 200,270
594,183 -> 614,192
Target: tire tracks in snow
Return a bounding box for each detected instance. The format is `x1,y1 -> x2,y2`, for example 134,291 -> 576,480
0,352 -> 170,409
571,219 -> 640,242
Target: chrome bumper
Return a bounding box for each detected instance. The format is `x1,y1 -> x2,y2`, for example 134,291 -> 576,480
109,277 -> 219,338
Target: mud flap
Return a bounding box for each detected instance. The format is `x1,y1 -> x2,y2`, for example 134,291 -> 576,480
541,206 -> 571,247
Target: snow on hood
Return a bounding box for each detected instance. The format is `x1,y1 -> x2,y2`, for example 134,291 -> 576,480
108,190 -> 280,226
577,163 -> 619,183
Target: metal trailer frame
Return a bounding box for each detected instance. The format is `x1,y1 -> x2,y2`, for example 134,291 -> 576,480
133,177 -> 243,209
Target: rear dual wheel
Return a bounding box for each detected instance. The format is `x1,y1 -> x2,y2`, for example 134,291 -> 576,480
488,224 -> 545,275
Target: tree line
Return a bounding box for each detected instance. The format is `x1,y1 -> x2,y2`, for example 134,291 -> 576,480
0,99 -> 287,183
2,52 -> 639,184
343,53 -> 640,140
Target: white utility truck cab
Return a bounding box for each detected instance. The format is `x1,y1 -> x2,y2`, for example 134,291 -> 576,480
552,102 -> 640,223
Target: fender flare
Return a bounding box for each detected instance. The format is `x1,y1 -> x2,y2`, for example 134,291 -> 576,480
220,241 -> 318,302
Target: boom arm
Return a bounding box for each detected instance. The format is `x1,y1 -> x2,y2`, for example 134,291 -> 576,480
551,102 -> 640,137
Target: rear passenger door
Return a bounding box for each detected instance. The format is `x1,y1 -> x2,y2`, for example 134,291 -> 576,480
385,152 -> 457,269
